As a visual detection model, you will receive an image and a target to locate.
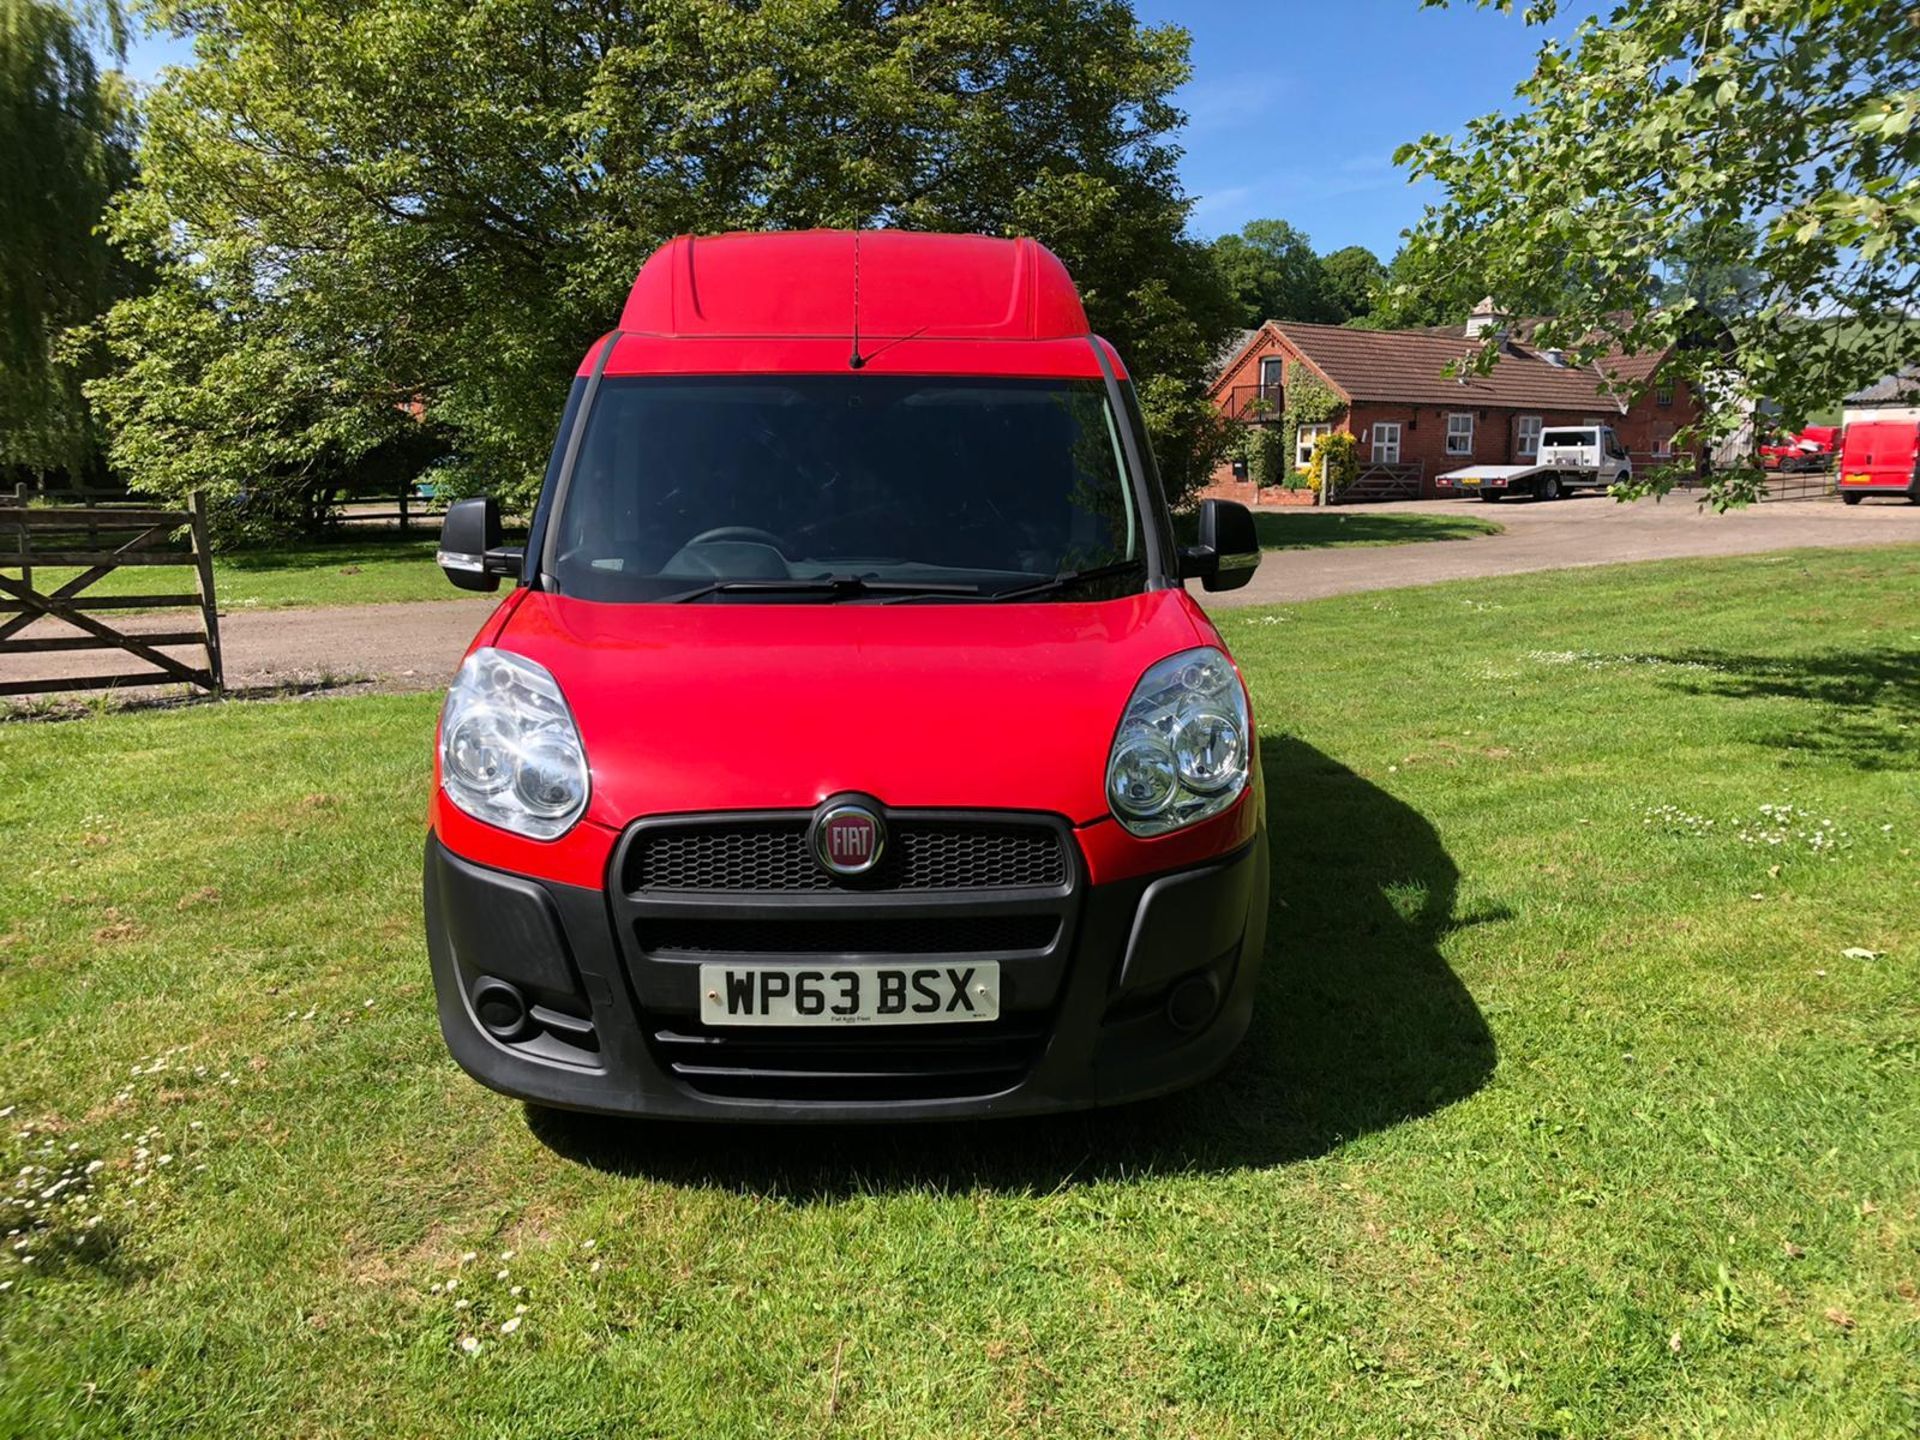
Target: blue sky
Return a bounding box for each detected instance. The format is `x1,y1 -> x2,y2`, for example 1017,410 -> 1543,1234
120,2 -> 1588,263
1137,0 -> 1596,257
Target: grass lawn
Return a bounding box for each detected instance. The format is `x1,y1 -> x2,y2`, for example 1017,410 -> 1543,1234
1,547 -> 1915,1437
1247,508 -> 1502,549
1178,508 -> 1504,550
15,530 -> 463,613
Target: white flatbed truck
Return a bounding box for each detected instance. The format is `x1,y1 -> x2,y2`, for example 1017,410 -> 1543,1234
1436,424 -> 1633,501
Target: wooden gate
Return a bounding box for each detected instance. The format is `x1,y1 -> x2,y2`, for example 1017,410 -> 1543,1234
0,490 -> 223,699
1327,462 -> 1425,505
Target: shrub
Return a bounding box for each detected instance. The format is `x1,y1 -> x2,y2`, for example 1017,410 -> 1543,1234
1310,429 -> 1358,498
1246,424 -> 1287,489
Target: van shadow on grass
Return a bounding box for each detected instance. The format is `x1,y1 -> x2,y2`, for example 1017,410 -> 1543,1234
529,737 -> 1498,1197
1656,646 -> 1920,771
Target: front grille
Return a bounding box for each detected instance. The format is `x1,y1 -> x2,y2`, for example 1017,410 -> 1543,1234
615,808 -> 1078,1104
637,913 -> 1059,957
628,818 -> 1067,893
650,1016 -> 1050,1101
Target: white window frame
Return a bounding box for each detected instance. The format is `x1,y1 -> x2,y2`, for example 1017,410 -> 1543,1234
1516,415 -> 1543,459
1297,423 -> 1331,469
1655,380 -> 1675,407
1653,428 -> 1673,458
1370,422 -> 1402,465
1258,356 -> 1284,399
1445,412 -> 1475,456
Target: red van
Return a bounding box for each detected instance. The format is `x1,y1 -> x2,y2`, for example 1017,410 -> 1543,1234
1837,421 -> 1920,504
422,231 -> 1268,1121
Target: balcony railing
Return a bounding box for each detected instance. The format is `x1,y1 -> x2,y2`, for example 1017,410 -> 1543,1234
1220,384 -> 1285,423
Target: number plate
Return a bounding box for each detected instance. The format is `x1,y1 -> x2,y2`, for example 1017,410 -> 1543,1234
698,962 -> 1000,1026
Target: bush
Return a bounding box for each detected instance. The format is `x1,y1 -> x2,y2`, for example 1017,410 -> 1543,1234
1246,425 -> 1287,489
1310,429 -> 1358,498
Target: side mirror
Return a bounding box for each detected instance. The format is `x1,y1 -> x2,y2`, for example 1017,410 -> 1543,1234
436,497 -> 522,593
1178,499 -> 1261,592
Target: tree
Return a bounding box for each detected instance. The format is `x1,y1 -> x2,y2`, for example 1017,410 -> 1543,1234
1209,218 -> 1339,328
0,0 -> 138,483
1321,245 -> 1386,326
1398,0 -> 1920,505
86,0 -> 1239,524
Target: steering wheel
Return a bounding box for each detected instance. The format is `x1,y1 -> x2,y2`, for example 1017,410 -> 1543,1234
685,525 -> 787,552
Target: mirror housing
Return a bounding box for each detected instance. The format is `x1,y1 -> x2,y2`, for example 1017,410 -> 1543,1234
1177,499 -> 1261,592
436,497 -> 522,593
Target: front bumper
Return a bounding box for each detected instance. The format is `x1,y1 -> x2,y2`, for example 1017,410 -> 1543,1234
423,817 -> 1269,1122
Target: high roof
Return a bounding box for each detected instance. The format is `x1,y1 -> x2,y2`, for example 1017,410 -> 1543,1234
1214,318 -> 1671,412
618,230 -> 1091,341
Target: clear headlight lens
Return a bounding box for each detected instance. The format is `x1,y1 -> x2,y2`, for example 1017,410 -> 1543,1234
439,648 -> 589,839
1105,647 -> 1251,836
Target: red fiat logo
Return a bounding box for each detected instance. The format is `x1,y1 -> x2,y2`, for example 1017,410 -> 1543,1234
815,803 -> 884,876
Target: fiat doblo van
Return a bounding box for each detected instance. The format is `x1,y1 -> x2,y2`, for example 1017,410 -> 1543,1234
423,230 -> 1267,1120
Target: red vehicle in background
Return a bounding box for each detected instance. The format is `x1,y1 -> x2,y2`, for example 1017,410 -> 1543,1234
1837,421 -> 1920,505
421,230 -> 1270,1121
1759,424 -> 1841,472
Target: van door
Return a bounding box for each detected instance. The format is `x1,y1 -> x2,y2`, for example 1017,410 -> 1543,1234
1602,428 -> 1631,483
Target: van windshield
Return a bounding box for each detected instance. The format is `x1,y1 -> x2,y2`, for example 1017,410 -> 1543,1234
543,375 -> 1143,603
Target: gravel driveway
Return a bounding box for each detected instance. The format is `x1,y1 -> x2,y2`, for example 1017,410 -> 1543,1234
6,493 -> 1918,704
1202,491 -> 1920,608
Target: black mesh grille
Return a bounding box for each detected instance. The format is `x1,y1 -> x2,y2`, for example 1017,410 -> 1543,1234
629,818 -> 1067,893
651,1017 -> 1050,1102
637,914 -> 1058,956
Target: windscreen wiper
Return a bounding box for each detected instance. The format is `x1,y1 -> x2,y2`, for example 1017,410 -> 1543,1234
664,575 -> 982,604
988,558 -> 1147,603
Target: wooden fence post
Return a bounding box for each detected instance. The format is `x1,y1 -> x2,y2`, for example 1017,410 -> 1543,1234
11,483 -> 28,593
188,491 -> 224,693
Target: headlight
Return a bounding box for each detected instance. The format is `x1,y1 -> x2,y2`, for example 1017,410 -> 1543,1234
1105,647 -> 1250,836
439,648 -> 589,839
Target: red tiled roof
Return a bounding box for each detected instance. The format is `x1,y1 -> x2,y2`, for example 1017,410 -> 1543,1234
1227,320 -> 1668,412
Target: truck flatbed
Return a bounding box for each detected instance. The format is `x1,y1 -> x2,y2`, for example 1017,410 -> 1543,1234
1436,425 -> 1631,500
1437,464 -> 1547,484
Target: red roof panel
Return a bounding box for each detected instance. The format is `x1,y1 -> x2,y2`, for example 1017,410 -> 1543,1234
618,230 -> 1091,342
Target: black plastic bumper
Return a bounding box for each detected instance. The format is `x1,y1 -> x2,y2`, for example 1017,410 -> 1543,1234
423,824 -> 1268,1122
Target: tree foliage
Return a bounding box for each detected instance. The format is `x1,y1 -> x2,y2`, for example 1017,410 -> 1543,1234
0,0 -> 137,480
86,0 -> 1238,521
1209,221 -> 1386,330
1320,245 -> 1387,326
1400,0 -> 1920,505
1210,218 -> 1336,327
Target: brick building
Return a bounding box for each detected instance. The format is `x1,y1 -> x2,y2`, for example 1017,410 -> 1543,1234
1204,303 -> 1700,504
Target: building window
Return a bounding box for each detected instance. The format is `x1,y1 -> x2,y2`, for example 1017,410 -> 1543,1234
1516,415 -> 1543,459
1655,380 -> 1675,407
1258,356 -> 1284,404
1370,422 -> 1402,465
1445,412 -> 1475,456
1653,427 -> 1673,458
1297,423 -> 1331,469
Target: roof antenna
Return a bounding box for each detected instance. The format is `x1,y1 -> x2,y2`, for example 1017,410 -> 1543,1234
848,231 -> 866,370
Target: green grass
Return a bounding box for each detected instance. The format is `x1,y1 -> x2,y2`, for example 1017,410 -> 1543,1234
2,547 -> 1917,1437
1179,509 -> 1503,550
13,530 -> 464,612
1247,508 -> 1502,549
